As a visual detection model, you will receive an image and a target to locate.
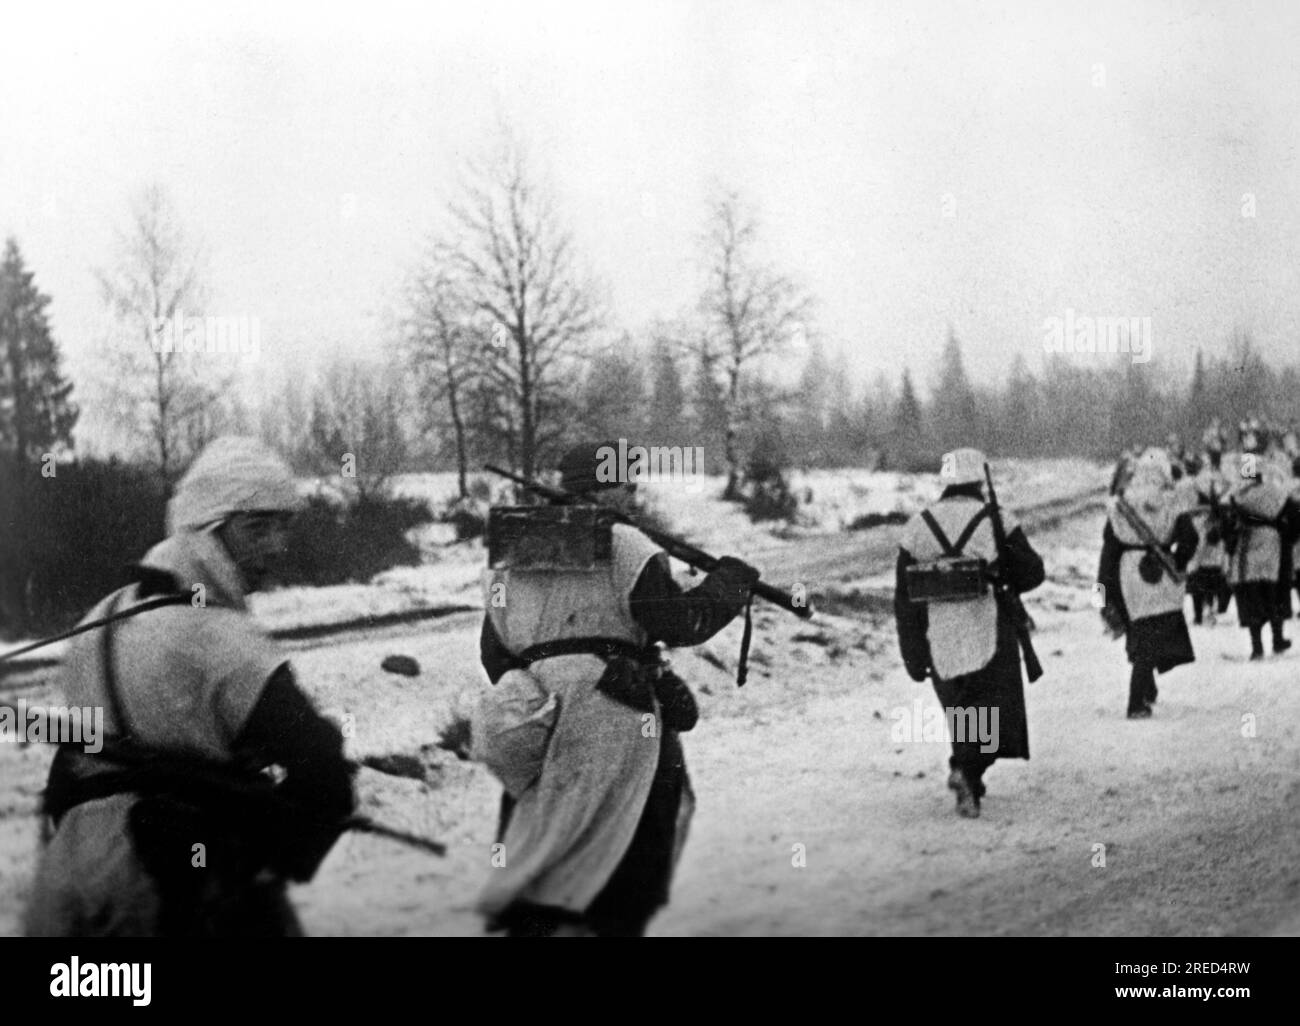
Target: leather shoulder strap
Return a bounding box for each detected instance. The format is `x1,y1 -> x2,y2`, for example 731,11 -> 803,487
96,588 -> 190,743
99,591 -> 133,742
953,505 -> 992,555
921,505 -> 990,557
920,509 -> 957,556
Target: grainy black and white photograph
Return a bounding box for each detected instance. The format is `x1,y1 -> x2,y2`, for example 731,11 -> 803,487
1,0 -> 1298,975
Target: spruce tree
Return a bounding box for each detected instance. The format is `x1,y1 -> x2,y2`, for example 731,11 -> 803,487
892,367 -> 926,470
0,238 -> 78,470
1002,354 -> 1039,456
579,340 -> 645,443
646,336 -> 687,445
931,327 -> 978,452
795,339 -> 832,466
1185,347 -> 1207,442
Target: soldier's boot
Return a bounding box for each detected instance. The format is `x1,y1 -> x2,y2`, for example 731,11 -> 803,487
1128,664 -> 1155,717
1271,620 -> 1291,655
1249,625 -> 1265,661
948,770 -> 980,818
501,902 -> 586,937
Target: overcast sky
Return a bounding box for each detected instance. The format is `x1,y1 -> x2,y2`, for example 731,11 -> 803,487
3,0 -> 1298,408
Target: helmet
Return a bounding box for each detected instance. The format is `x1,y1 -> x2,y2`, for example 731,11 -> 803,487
1129,447 -> 1173,490
558,439 -> 624,495
940,448 -> 986,487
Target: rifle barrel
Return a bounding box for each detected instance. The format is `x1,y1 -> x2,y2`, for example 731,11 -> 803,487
484,464 -> 812,620
1114,496 -> 1184,584
0,594 -> 191,665
345,817 -> 447,857
983,463 -> 1044,683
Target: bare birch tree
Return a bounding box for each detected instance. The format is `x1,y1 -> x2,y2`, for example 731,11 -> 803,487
696,191 -> 812,498
403,266 -> 479,499
95,185 -> 217,478
438,134 -> 601,479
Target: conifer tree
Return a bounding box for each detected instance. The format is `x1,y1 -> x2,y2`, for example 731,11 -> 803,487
0,238 -> 78,470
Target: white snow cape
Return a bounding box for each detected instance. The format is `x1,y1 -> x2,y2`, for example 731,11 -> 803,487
0,700 -> 103,753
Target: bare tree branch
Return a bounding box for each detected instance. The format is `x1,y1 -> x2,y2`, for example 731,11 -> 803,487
95,185 -> 217,478
409,128 -> 604,479
694,190 -> 814,497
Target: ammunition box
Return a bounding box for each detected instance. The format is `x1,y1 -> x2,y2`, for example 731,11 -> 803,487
487,505 -> 614,570
905,557 -> 989,603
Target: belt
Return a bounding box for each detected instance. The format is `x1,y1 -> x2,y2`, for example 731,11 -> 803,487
43,766 -> 146,827
516,637 -> 649,666
42,742 -> 270,829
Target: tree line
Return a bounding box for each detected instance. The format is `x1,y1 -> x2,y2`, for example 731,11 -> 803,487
4,137 -> 1300,494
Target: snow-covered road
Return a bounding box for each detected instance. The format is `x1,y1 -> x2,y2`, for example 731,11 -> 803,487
3,470 -> 1296,936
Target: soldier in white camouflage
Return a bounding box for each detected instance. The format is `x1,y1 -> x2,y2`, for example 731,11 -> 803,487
25,437 -> 355,937
1185,453 -> 1232,625
1097,448 -> 1199,718
1223,437 -> 1300,659
473,440 -> 760,936
894,448 -> 1045,817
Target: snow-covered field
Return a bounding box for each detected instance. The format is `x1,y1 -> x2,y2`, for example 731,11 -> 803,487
306,506 -> 1300,937
393,458 -> 1112,555
262,458 -> 1113,638
7,458 -> 1294,937
0,458 -> 1109,663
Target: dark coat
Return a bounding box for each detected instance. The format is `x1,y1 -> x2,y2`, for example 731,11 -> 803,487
894,487 -> 1045,765
1097,512 -> 1197,670
1226,496 -> 1300,627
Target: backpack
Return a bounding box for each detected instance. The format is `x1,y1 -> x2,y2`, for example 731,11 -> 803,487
904,507 -> 991,604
